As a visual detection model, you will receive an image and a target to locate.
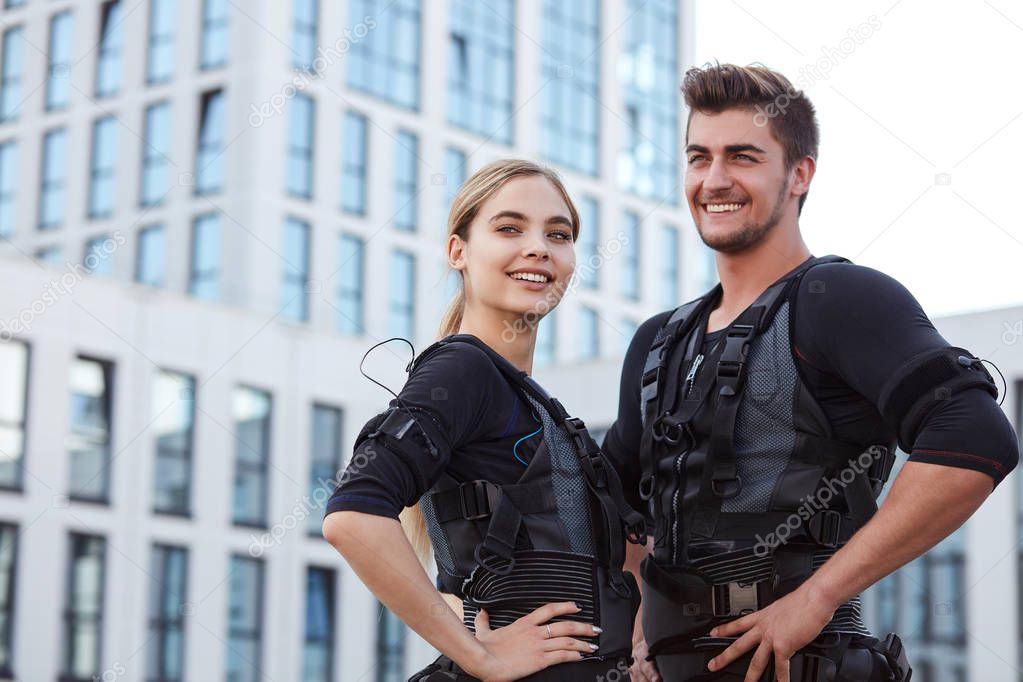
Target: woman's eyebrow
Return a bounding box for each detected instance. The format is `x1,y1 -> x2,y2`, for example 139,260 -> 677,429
489,210 -> 572,227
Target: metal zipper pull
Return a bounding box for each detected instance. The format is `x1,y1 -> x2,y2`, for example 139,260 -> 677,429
683,353 -> 704,398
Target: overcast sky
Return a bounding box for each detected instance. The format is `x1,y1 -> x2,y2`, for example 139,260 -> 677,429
692,0 -> 1023,320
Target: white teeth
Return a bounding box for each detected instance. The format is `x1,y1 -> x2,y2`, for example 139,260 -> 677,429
510,272 -> 549,283
706,203 -> 744,213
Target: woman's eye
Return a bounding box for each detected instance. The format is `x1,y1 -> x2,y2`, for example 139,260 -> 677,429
497,225 -> 519,233
549,231 -> 572,241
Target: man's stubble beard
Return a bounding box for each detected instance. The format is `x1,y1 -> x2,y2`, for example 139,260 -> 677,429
696,179 -> 790,255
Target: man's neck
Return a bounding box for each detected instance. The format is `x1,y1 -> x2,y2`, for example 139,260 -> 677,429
713,228 -> 812,316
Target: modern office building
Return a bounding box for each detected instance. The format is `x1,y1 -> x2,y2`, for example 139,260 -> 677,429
0,1 -> 1018,681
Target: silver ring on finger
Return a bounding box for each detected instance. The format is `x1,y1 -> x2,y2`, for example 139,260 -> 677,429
545,624 -> 552,639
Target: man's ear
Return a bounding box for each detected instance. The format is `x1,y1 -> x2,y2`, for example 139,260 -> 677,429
447,233 -> 467,271
790,156 -> 816,201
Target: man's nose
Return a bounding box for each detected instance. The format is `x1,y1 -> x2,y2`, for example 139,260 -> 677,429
703,158 -> 733,192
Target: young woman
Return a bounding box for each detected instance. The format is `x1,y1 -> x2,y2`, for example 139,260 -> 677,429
322,160 -> 646,681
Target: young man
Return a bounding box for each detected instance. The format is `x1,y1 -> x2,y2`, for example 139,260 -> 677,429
605,63 -> 1020,682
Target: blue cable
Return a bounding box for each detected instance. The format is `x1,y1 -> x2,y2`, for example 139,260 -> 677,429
512,410 -> 543,466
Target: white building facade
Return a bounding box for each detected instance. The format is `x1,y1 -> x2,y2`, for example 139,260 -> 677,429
0,0 -> 716,680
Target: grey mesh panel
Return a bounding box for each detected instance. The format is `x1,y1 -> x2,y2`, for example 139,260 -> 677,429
722,302 -> 797,513
524,394 -> 596,555
419,493 -> 456,575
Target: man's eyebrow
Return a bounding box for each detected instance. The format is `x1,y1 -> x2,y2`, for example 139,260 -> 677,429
684,144 -> 767,155
490,210 -> 573,227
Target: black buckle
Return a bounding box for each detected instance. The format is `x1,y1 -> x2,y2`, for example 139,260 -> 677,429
639,474 -> 656,501
652,413 -> 690,446
790,651 -> 838,682
710,475 -> 742,499
881,633 -> 912,681
717,324 -> 755,379
474,544 -> 515,576
459,481 -> 497,521
867,445 -> 895,485
806,509 -> 842,548
712,581 -> 759,616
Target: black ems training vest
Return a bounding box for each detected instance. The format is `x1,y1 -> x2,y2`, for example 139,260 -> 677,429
637,256 -> 908,664
413,335 -> 647,663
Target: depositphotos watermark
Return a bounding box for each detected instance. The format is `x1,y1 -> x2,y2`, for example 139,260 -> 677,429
248,16 -> 377,127
499,230 -> 631,343
248,445 -> 379,557
0,231 -> 127,342
751,15 -> 882,127
753,444 -> 888,557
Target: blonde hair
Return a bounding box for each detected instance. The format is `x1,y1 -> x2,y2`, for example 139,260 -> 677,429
400,159 -> 581,567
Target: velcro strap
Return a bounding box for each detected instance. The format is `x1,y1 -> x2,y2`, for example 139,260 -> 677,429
879,346 -> 998,439
430,481 -> 555,523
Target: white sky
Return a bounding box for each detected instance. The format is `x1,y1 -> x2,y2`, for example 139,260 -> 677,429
692,0 -> 1023,319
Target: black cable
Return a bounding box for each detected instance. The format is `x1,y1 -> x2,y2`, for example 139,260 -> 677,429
358,337 -> 439,458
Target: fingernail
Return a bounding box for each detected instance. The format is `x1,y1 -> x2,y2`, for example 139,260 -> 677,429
592,625 -> 603,634
589,643 -> 599,650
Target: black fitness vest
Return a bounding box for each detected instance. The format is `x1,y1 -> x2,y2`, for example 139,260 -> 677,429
635,255 -> 900,658
414,335 -> 647,663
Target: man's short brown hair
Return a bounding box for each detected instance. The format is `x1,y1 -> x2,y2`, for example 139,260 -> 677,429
682,63 -> 819,212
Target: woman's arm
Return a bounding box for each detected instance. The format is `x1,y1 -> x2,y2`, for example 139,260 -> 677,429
323,510 -> 598,682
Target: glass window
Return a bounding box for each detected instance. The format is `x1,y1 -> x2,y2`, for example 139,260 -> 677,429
618,0 -> 679,203
39,128 -> 67,230
151,370 -> 195,515
0,26 -> 25,122
68,357 -> 113,501
148,544 -> 187,682
35,246 -> 63,266
540,0 -> 600,174
200,0 -> 229,70
535,311 -> 556,367
901,557 -> 927,639
46,11 -> 74,111
661,224 -> 679,308
308,405 -> 342,534
63,534 -> 105,681
196,90 -> 225,195
281,217 -> 311,321
388,250 -> 415,341
346,0 -> 420,110
447,0 -> 514,143
287,94 -> 315,199
136,224 -> 166,287
303,567 -> 335,682
3,0 -> 26,9
232,387 -> 272,527
0,523 -> 17,676
83,235 -> 115,276
443,147 -> 466,218
95,1 -> 123,98
341,111 -> 368,215
141,101 -> 171,207
0,341 -> 29,489
927,549 -> 965,644
375,602 -> 406,682
393,130 -> 418,231
293,0 -> 318,72
189,213 -> 220,301
337,234 -> 364,334
575,196 -> 599,289
579,306 -> 599,360
147,0 -> 175,84
226,555 -> 263,682
88,116 -> 118,219
621,211 -> 640,300
0,141 -> 16,237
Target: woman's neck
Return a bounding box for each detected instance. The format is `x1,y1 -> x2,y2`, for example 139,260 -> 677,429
457,308 -> 536,375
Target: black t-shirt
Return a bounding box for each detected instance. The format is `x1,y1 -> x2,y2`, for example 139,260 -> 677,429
326,337 -> 546,519
601,260 -> 1019,517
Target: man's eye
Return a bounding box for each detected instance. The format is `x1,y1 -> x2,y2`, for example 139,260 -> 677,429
735,153 -> 755,161
688,155 -> 706,163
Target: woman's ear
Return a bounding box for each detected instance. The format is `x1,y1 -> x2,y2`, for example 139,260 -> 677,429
447,233 -> 467,271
